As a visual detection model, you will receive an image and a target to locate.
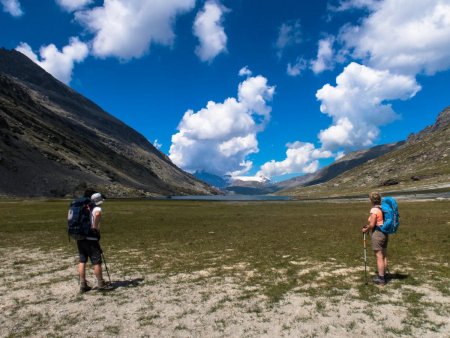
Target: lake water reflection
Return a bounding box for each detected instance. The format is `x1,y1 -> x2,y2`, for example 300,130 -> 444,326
164,195 -> 292,201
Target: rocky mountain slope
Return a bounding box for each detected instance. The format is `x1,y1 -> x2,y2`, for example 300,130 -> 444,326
0,48 -> 217,198
193,171 -> 229,189
279,106 -> 450,198
273,142 -> 403,191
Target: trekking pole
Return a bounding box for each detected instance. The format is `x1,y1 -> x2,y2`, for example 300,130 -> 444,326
363,232 -> 368,285
101,252 -> 112,284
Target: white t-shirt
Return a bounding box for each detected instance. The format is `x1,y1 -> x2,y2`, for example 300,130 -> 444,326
86,206 -> 102,241
91,206 -> 102,231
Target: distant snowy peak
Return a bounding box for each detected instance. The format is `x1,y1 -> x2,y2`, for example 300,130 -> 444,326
231,175 -> 271,184
193,171 -> 272,189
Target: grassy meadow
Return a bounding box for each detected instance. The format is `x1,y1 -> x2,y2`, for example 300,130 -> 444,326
1,199 -> 449,297
0,199 -> 449,336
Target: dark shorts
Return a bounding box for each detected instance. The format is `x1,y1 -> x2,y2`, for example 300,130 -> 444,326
77,240 -> 102,265
371,229 -> 389,251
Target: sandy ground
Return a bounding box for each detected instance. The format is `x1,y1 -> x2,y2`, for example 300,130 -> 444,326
1,248 -> 449,338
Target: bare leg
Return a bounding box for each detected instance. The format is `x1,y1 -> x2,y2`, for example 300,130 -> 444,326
375,250 -> 385,277
78,262 -> 86,283
78,262 -> 93,292
93,263 -> 103,282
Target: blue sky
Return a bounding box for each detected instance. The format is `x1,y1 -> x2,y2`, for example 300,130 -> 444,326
1,0 -> 450,181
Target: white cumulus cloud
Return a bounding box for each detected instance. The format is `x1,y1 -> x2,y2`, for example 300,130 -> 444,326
75,0 -> 195,60
287,58 -> 307,77
55,0 -> 92,12
169,71 -> 275,176
1,0 -> 23,17
16,38 -> 89,84
193,0 -> 229,63
275,19 -> 302,58
258,142 -> 332,178
329,0 -> 380,12
310,36 -> 335,74
260,63 -> 419,177
153,139 -> 162,150
316,62 -> 421,150
238,66 -> 252,77
340,0 -> 450,76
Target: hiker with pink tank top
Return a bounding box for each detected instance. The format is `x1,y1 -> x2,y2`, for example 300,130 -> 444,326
362,192 -> 389,286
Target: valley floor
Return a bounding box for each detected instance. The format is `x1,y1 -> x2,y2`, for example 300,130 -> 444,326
0,200 -> 448,337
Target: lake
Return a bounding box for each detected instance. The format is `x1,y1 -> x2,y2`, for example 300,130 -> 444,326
163,195 -> 293,201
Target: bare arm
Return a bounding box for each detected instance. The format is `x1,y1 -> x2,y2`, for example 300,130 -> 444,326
362,213 -> 377,233
92,209 -> 102,231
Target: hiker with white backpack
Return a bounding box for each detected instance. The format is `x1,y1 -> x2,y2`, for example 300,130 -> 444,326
362,192 -> 400,286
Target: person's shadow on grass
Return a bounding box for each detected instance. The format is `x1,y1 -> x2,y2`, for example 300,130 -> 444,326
104,278 -> 144,291
387,272 -> 409,281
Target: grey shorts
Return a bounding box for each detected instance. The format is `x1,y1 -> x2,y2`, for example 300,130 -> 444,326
371,229 -> 389,251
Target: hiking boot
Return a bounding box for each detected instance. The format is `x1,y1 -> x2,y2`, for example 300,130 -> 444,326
79,282 -> 92,293
372,275 -> 386,286
97,279 -> 113,291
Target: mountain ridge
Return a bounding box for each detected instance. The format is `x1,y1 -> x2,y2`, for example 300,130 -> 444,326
278,106 -> 450,198
272,142 -> 404,191
0,48 -> 217,197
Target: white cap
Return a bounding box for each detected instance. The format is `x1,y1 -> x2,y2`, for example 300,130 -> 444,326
91,193 -> 104,205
